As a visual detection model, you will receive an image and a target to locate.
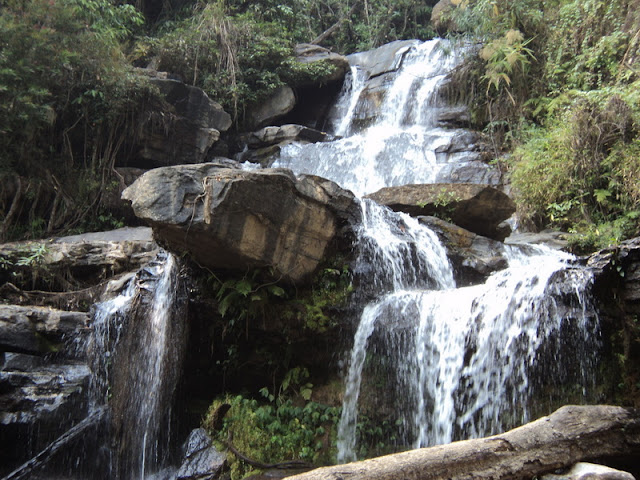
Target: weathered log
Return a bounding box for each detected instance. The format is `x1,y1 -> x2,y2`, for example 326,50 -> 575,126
289,405 -> 640,480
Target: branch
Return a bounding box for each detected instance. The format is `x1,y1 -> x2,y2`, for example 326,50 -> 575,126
288,405 -> 640,480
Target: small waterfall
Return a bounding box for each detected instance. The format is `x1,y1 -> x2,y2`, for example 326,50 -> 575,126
271,38 -> 603,462
89,251 -> 187,479
332,65 -> 368,137
337,241 -> 599,462
272,39 -> 487,195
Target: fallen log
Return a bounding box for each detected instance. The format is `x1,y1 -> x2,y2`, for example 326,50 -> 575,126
289,405 -> 640,480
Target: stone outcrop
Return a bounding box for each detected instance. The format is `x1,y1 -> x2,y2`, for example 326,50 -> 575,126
347,40 -> 418,78
431,0 -> 463,35
248,86 -> 297,130
294,44 -> 350,85
244,124 -> 329,149
0,227 -> 158,296
235,124 -> 331,167
366,183 -> 515,241
0,227 -> 162,477
175,428 -> 228,480
419,216 -> 509,285
137,78 -> 232,167
122,162 -> 358,283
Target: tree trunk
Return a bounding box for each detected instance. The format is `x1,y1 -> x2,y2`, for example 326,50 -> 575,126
289,405 -> 640,480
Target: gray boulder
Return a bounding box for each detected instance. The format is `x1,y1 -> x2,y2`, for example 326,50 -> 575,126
138,78 -> 232,166
541,462 -> 636,480
419,216 -> 508,285
244,124 -> 329,149
121,162 -> 357,283
248,86 -> 296,130
0,305 -> 89,356
366,183 -> 515,241
347,40 -> 418,78
176,428 -> 227,480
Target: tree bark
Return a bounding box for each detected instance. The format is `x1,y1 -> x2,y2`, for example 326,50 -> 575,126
289,405 -> 640,480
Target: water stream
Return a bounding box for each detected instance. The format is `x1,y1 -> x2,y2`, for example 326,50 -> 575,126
89,251 -> 185,479
273,38 -> 602,462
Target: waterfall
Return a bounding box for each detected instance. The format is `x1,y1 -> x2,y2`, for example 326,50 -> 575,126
272,38 -> 494,196
271,38 -> 601,462
89,251 -> 186,479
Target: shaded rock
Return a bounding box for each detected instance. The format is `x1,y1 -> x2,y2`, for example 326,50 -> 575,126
137,78 -> 232,167
542,462 -> 636,480
506,230 -> 570,251
431,0 -> 463,35
294,44 -> 350,85
244,124 -> 329,149
436,159 -> 503,185
249,86 -> 297,129
347,40 -> 418,78
176,428 -> 227,480
0,305 -> 89,357
419,216 -> 508,286
588,236 -> 640,310
0,354 -> 90,425
121,163 -> 357,283
0,227 -> 158,293
366,183 -> 515,241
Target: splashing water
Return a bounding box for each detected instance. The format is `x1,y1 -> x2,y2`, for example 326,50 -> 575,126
271,38 -> 602,462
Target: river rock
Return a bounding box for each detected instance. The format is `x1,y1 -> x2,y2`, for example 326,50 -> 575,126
506,230 -> 570,250
244,124 -> 329,149
175,428 -> 227,480
0,305 -> 90,356
541,462 -> 636,480
137,78 -> 232,167
248,86 -> 297,129
121,162 -> 358,283
347,40 -> 418,78
0,227 -> 158,294
366,183 -> 515,241
419,216 -> 508,286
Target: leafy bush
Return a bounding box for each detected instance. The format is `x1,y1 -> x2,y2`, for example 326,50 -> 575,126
0,0 -> 158,240
204,394 -> 340,479
509,85 -> 640,251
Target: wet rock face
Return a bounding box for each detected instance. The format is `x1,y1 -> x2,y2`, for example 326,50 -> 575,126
419,216 -> 508,285
0,227 -> 161,478
0,306 -> 91,476
366,183 -> 516,241
122,162 -> 358,283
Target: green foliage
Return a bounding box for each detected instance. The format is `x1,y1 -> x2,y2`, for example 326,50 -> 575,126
509,84 -> 640,251
226,0 -> 435,53
0,0 -> 159,240
283,264 -> 353,333
544,0 -> 631,93
138,2 -> 336,122
204,394 -> 340,479
211,268 -> 287,332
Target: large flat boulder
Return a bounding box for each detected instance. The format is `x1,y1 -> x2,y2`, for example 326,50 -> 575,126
121,162 -> 357,283
366,183 -> 515,241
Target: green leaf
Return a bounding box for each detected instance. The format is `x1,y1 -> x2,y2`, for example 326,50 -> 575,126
235,278 -> 252,296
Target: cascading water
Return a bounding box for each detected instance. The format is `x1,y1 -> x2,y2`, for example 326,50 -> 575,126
272,38 -> 602,462
88,251 -> 186,479
272,38 -> 498,195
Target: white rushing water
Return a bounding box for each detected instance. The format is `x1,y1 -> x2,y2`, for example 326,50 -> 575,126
272,39 -> 491,196
89,252 -> 181,479
274,38 -> 601,462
